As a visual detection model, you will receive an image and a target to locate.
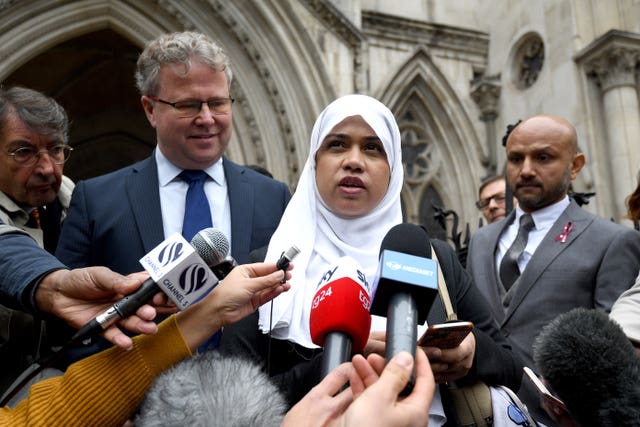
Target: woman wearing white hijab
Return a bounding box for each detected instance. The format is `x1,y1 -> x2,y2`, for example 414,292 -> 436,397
257,94 -> 403,348
220,95 -> 521,425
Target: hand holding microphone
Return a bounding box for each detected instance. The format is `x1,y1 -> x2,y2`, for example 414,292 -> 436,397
71,228 -> 231,344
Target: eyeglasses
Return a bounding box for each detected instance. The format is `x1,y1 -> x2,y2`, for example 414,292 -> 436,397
6,144 -> 73,167
148,95 -> 235,118
475,194 -> 506,210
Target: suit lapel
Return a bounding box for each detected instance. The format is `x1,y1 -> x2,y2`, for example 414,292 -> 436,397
224,158 -> 253,259
485,212 -> 514,323
126,156 -> 165,252
503,201 -> 592,323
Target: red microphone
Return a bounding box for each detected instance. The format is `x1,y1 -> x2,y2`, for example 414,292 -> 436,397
310,256 -> 372,377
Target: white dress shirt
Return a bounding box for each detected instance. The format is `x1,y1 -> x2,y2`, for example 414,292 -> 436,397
155,148 -> 231,249
496,196 -> 570,274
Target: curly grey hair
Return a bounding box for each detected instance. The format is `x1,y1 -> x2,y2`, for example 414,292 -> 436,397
0,86 -> 69,143
135,31 -> 233,96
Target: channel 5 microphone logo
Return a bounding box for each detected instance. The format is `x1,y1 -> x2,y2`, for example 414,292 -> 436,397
178,263 -> 211,294
157,241 -> 184,267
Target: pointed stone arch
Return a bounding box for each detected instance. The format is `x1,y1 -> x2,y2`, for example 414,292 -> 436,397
0,0 -> 335,185
379,47 -> 483,238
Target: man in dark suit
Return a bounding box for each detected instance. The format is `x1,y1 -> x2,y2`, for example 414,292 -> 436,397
56,31 -> 290,271
467,114 -> 640,425
55,32 -> 290,359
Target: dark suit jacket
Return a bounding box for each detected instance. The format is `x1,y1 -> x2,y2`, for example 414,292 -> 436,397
55,155 -> 291,273
467,200 -> 640,423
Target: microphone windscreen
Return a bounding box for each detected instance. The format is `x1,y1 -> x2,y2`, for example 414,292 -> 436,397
309,256 -> 371,352
379,223 -> 432,258
137,352 -> 287,427
371,223 -> 438,323
191,228 -> 229,266
533,308 -> 640,427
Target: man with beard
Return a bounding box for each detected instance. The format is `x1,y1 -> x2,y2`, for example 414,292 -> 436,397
0,86 -> 75,393
466,114 -> 640,426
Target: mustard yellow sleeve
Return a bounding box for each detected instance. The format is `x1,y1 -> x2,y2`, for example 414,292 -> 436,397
0,315 -> 192,427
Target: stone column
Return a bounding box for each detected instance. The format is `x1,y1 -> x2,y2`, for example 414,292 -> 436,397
576,30 -> 640,219
470,74 -> 501,178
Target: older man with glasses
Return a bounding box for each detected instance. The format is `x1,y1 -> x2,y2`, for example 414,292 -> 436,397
55,31 -> 291,363
0,85 -> 75,394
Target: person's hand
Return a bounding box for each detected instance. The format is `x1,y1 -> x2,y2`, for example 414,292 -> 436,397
176,262 -> 291,352
281,362 -> 354,427
363,330 -> 386,356
332,350 -> 434,427
421,331 -> 475,383
540,392 -> 579,427
35,268 -> 159,349
207,262 -> 292,327
283,350 -> 435,427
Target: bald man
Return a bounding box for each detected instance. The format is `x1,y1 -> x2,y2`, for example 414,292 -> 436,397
466,115 -> 640,425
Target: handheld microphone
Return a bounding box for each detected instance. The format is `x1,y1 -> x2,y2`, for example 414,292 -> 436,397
72,228 -> 230,343
309,256 -> 372,377
533,308 -> 640,426
209,255 -> 237,279
277,245 -> 301,270
370,223 -> 438,394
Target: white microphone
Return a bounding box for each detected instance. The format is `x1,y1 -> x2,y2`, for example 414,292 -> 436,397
71,228 -> 228,343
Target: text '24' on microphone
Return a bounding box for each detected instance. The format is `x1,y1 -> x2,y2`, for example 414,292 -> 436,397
72,228 -> 230,343
309,256 -> 372,377
370,223 -> 439,395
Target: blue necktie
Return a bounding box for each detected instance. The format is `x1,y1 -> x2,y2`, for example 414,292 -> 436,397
180,170 -> 212,242
180,170 -> 219,351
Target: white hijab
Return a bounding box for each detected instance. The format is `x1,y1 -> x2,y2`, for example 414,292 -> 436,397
258,94 -> 404,348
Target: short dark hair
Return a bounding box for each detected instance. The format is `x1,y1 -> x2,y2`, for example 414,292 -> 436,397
0,86 -> 69,143
478,175 -> 505,198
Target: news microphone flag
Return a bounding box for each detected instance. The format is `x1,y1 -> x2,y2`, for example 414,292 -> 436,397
140,232 -> 219,310
370,249 -> 438,324
310,256 -> 372,354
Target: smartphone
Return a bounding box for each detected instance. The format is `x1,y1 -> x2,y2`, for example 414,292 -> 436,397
417,321 -> 473,349
523,367 -> 567,411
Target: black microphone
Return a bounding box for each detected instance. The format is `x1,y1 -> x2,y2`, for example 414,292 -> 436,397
71,228 -> 230,343
370,223 -> 439,395
533,308 -> 640,426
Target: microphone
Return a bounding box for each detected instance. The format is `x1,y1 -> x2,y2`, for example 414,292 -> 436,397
309,256 -> 372,377
72,228 -> 229,343
370,223 -> 439,394
277,246 -> 301,270
209,255 -> 237,279
533,308 -> 640,426
136,352 -> 287,426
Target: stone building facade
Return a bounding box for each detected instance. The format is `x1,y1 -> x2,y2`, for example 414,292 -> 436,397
1,0 -> 638,240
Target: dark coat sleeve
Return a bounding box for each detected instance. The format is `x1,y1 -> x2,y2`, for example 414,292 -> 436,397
0,232 -> 66,313
429,239 -> 523,391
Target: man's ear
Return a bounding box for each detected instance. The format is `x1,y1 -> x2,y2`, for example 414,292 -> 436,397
570,152 -> 585,180
140,96 -> 157,128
